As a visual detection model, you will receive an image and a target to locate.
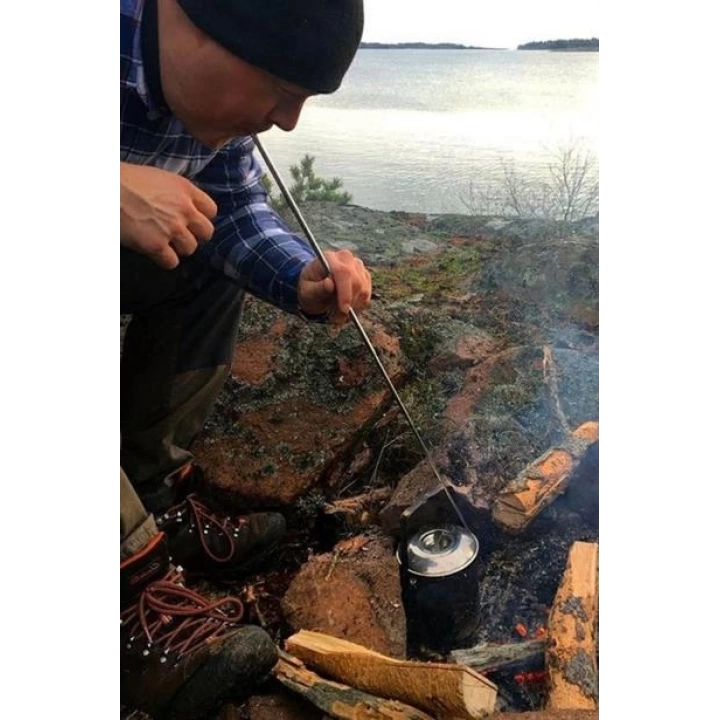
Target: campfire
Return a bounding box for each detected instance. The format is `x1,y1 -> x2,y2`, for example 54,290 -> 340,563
260,416 -> 599,718
210,342 -> 599,718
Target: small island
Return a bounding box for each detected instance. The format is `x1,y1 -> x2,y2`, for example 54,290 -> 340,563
517,38 -> 599,51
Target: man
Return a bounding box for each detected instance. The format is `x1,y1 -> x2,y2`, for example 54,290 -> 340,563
120,1 -> 368,717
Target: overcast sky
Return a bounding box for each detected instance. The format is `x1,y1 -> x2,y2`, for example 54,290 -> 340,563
362,0 -> 599,50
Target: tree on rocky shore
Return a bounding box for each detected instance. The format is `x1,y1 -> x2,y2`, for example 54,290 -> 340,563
262,154 -> 352,212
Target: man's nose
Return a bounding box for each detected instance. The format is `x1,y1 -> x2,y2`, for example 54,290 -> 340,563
269,98 -> 306,132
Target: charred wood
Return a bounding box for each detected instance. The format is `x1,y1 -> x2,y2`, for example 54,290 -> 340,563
546,541 -> 599,710
274,651 -> 433,719
450,639 -> 548,673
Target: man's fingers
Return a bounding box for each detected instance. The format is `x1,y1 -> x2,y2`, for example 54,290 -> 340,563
169,225 -> 199,258
149,245 -> 180,270
298,250 -> 372,320
329,256 -> 371,314
121,163 -> 218,267
358,263 -> 372,304
354,266 -> 372,310
331,271 -> 354,314
190,186 -> 218,220
187,212 -> 216,244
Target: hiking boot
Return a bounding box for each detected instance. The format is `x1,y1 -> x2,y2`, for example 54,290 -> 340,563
120,532 -> 278,720
138,462 -> 205,515
156,493 -> 287,578
138,462 -> 287,578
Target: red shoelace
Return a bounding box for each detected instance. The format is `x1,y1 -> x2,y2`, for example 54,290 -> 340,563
162,494 -> 249,564
121,567 -> 244,657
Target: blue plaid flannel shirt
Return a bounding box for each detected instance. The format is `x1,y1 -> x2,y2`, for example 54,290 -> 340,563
120,0 -> 318,316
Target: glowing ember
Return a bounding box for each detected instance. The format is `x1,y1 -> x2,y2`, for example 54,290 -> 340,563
514,622 -> 528,638
514,670 -> 547,685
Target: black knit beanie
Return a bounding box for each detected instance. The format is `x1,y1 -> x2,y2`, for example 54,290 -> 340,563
177,0 -> 364,94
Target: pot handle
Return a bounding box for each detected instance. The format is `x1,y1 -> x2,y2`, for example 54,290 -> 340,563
398,510 -> 410,570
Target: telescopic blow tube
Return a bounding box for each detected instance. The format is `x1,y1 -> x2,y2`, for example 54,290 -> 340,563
252,134 -> 470,531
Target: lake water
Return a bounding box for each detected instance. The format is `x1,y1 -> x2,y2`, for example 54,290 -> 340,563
261,49 -> 599,215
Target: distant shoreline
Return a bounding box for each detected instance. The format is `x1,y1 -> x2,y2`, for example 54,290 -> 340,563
359,42 -> 499,51
359,40 -> 599,52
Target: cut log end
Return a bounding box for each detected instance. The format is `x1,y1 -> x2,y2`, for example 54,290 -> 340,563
572,421 -> 599,443
461,674 -> 497,717
491,422 -> 598,534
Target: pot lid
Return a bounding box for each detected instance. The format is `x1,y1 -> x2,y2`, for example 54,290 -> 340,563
399,524 -> 479,578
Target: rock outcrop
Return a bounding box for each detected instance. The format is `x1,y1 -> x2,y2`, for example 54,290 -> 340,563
192,203 -> 598,522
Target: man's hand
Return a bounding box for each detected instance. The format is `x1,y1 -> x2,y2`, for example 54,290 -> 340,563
120,162 -> 218,270
298,249 -> 372,325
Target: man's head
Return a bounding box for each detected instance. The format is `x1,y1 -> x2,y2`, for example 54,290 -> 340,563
157,0 -> 364,148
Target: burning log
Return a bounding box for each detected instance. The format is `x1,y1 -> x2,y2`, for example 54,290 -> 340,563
450,639 -> 548,673
546,541 -> 599,710
285,630 -> 497,719
491,421 -> 599,534
274,650 -> 433,719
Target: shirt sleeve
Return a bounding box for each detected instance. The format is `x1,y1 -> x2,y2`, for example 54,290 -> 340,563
192,135 -> 323,318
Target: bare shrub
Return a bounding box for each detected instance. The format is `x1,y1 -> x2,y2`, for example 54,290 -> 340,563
462,142 -> 599,223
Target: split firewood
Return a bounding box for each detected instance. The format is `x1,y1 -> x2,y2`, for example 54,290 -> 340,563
449,639 -> 548,673
546,541 -> 599,710
274,650 -> 433,720
491,421 -> 598,534
285,630 -> 497,719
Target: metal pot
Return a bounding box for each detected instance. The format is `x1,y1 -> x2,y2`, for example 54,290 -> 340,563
397,488 -> 483,656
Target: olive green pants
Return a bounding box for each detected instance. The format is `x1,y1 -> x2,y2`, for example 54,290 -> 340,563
120,248 -> 245,548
